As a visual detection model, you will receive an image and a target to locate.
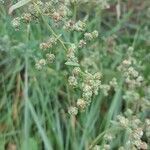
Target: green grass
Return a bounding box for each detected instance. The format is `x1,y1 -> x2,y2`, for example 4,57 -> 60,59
0,0 -> 150,150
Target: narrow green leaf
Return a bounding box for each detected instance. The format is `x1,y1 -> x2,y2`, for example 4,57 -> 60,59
22,137 -> 39,150
65,61 -> 80,67
0,139 -> 5,150
28,100 -> 53,150
28,138 -> 38,150
9,0 -> 32,14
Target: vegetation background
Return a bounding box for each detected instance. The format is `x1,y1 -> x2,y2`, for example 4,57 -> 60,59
0,0 -> 149,150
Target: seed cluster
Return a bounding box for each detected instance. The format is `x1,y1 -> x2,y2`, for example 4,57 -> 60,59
21,0 -> 102,113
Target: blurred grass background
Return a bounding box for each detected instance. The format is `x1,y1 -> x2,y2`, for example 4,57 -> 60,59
0,0 -> 150,150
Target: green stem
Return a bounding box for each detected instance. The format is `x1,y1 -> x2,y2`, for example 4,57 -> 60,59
23,24 -> 30,150
88,127 -> 122,150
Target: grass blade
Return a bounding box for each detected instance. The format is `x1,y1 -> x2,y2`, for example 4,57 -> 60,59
9,0 -> 32,14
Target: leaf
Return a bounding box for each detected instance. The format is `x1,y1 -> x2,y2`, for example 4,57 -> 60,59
28,101 -> 53,150
0,138 -> 5,150
65,61 -> 80,67
22,138 -> 38,150
28,138 -> 38,150
9,0 -> 32,14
